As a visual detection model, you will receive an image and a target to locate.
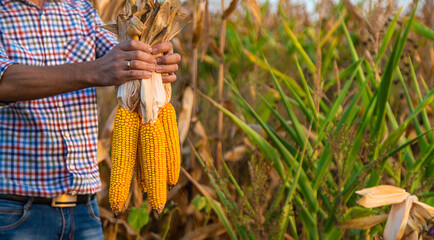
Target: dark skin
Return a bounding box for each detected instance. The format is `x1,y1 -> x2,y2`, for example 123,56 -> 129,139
0,40 -> 181,102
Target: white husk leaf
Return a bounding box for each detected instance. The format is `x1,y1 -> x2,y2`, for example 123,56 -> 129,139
140,77 -> 154,123
117,80 -> 141,110
164,83 -> 172,104
384,195 -> 416,240
153,73 -> 166,116
114,3 -> 143,111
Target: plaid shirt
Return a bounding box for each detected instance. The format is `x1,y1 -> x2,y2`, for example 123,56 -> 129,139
0,0 -> 117,197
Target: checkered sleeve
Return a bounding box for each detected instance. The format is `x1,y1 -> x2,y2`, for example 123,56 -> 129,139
94,13 -> 118,58
0,33 -> 16,109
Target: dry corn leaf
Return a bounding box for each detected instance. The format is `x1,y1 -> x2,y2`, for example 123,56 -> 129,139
166,0 -> 180,31
178,87 -> 194,146
100,23 -> 119,35
283,234 -> 296,240
222,0 -> 239,19
146,1 -> 170,43
95,0 -> 125,22
100,104 -> 118,140
224,145 -> 248,162
356,185 -> 407,196
131,178 -> 143,208
336,214 -> 388,230
193,120 -> 213,168
141,6 -> 158,42
150,26 -> 168,45
242,0 -> 261,25
356,185 -> 410,208
181,223 -> 226,240
128,15 -> 144,36
384,195 -> 416,240
408,201 -> 434,231
412,201 -> 434,218
192,3 -> 204,46
97,140 -> 110,164
401,225 -> 420,240
168,10 -> 188,40
357,192 -> 410,208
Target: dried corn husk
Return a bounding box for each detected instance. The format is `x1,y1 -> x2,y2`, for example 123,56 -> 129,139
101,0 -> 186,122
337,214 -> 389,230
343,185 -> 434,240
138,0 -> 187,123
384,195 -> 416,240
100,2 -> 144,111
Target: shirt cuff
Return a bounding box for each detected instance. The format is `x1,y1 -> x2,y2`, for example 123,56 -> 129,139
0,59 -> 15,79
0,60 -> 17,109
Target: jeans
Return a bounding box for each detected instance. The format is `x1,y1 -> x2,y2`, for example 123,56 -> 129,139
0,196 -> 104,240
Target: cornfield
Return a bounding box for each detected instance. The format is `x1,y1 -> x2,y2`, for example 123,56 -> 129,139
92,0 -> 434,239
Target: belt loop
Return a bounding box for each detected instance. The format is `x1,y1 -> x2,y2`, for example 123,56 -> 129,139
24,198 -> 33,210
87,195 -> 91,203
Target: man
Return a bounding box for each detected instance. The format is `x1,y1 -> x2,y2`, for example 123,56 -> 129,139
0,0 -> 181,239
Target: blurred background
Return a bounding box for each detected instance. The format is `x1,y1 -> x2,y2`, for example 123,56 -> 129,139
90,0 -> 433,239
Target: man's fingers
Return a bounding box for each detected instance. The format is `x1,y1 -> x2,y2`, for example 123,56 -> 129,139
128,60 -> 156,72
156,64 -> 178,73
120,70 -> 152,81
152,41 -> 173,55
162,74 -> 177,83
125,51 -> 157,64
117,40 -> 153,53
156,53 -> 181,65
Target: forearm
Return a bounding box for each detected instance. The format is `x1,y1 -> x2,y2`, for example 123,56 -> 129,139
0,62 -> 97,102
0,40 -> 180,103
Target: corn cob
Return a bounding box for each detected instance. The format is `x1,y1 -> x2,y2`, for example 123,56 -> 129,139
158,103 -> 181,186
109,107 -> 141,215
139,119 -> 167,213
103,0 -> 187,215
135,137 -> 147,192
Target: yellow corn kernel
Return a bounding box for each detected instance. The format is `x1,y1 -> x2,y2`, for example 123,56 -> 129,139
135,137 -> 147,193
139,119 -> 167,213
158,103 -> 181,186
109,107 -> 140,215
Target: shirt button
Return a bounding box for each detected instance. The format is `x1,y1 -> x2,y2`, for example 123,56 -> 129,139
64,132 -> 70,138
57,102 -> 63,107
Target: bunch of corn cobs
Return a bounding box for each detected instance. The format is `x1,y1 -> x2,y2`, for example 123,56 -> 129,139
102,0 -> 186,215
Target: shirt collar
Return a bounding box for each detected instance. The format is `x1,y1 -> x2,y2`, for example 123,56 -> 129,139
1,0 -> 35,7
1,0 -> 61,7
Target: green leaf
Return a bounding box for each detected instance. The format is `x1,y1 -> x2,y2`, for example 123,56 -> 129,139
281,18 -> 316,74
375,8 -> 402,65
192,195 -> 207,211
412,19 -> 434,41
197,90 -> 287,182
128,203 -> 149,232
316,60 -> 362,144
372,6 -> 416,140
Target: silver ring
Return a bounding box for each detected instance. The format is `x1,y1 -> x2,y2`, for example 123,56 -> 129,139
126,60 -> 131,70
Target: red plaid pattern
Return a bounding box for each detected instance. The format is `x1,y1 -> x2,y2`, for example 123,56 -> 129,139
0,0 -> 117,197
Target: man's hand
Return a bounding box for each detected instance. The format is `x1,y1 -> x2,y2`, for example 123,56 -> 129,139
93,40 -> 181,86
91,40 -> 156,86
152,41 -> 181,83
